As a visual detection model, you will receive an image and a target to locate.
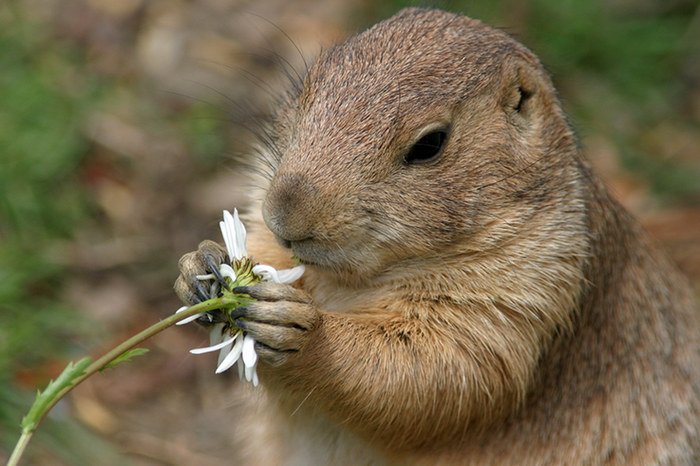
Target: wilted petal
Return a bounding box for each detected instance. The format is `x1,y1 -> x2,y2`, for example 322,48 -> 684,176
219,263 -> 236,281
253,264 -> 305,284
252,264 -> 275,282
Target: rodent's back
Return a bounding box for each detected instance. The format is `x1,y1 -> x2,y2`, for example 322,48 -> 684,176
239,7 -> 700,464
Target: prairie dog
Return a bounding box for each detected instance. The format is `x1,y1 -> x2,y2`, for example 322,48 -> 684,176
175,8 -> 699,464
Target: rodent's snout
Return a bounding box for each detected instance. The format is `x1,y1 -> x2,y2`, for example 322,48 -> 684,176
263,173 -> 320,247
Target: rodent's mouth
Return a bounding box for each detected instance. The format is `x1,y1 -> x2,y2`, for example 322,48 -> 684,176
290,240 -> 325,267
273,233 -> 324,267
276,236 -> 292,249
274,232 -> 367,274
292,239 -> 349,271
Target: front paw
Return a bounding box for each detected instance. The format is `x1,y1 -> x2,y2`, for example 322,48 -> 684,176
174,239 -> 229,325
232,282 -> 319,366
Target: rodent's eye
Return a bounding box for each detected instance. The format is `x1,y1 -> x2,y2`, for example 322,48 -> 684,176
404,129 -> 448,164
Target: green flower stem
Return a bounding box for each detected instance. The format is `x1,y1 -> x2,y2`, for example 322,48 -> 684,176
8,295 -> 242,466
7,430 -> 32,466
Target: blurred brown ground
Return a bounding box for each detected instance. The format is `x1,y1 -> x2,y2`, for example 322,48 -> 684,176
4,0 -> 699,464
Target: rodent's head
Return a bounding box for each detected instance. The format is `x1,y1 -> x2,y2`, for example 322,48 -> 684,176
262,8 -> 581,283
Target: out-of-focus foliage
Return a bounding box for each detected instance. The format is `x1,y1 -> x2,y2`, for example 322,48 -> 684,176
0,6 -> 127,463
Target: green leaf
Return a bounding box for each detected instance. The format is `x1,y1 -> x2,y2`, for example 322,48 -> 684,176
20,357 -> 92,432
100,348 -> 150,372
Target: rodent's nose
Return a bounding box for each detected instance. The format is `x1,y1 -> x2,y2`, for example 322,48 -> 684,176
263,173 -> 319,244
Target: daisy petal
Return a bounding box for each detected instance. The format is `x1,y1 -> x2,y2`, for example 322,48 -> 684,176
252,264 -> 280,283
209,324 -> 225,346
216,340 -> 234,368
242,334 -> 258,367
252,264 -> 306,284
189,334 -> 237,354
216,334 -> 244,373
209,324 -> 231,366
233,209 -> 247,258
245,364 -> 256,383
237,356 -> 245,381
275,265 -> 306,284
176,312 -> 205,325
242,334 -> 258,384
221,209 -> 248,261
220,210 -> 236,260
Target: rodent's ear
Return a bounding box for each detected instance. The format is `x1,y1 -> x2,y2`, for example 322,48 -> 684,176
502,64 -> 538,121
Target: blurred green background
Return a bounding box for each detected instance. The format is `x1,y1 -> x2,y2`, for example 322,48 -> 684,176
1,0 -> 698,464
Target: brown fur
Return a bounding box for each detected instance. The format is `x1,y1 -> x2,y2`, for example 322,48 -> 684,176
175,8 -> 699,464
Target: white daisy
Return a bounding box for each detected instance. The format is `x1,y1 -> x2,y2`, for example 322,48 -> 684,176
177,209 -> 304,386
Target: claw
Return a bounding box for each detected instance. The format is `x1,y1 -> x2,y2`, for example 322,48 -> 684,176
232,286 -> 251,295
232,282 -> 311,303
186,288 -> 203,304
194,281 -> 211,302
229,306 -> 249,319
233,318 -> 250,331
198,311 -> 227,325
204,254 -> 230,291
